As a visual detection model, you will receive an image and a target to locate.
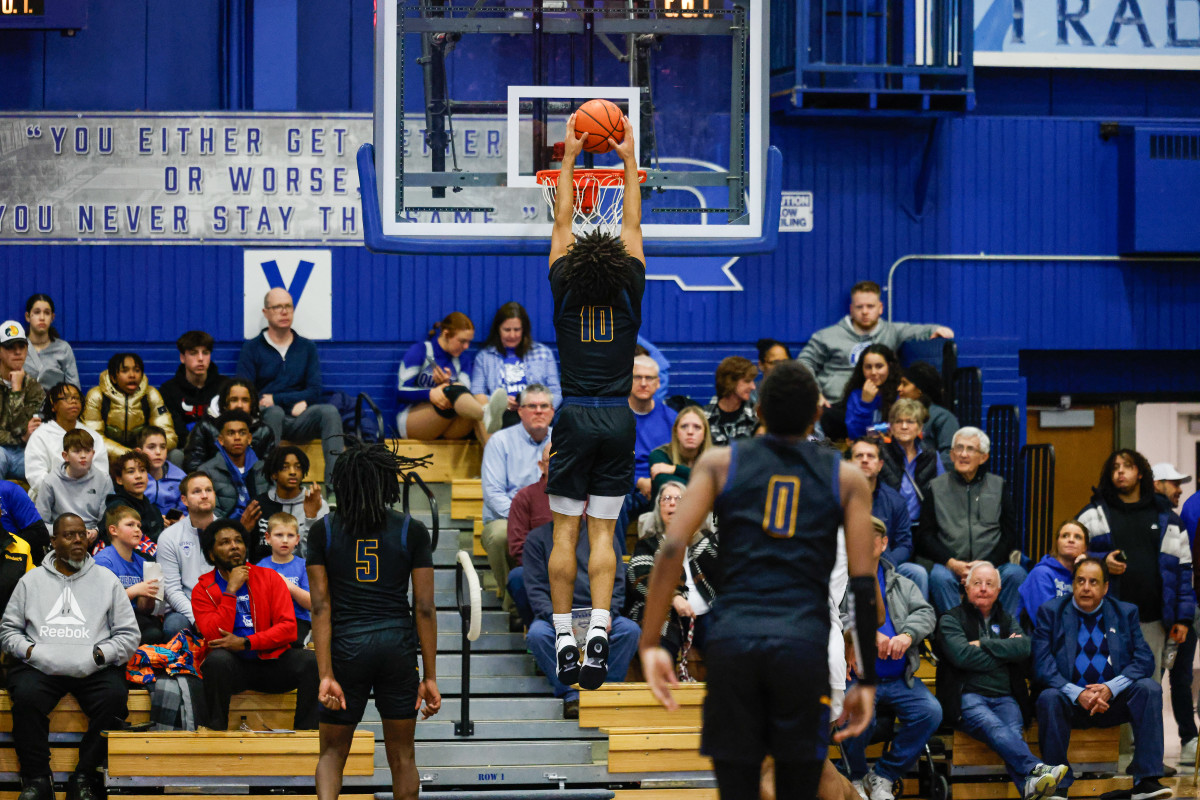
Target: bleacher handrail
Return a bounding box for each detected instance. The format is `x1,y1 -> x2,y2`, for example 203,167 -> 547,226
453,549 -> 482,738
402,470 -> 439,550
354,391 -> 387,442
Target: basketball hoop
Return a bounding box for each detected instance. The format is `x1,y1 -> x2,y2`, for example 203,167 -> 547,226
536,168 -> 647,237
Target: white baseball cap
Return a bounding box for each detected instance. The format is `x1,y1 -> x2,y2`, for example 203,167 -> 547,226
1152,462 -> 1192,484
0,321 -> 26,346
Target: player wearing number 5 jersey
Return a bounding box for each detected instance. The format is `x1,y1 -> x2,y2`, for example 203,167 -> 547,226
307,440 -> 439,800
638,362 -> 881,800
546,111 -> 645,691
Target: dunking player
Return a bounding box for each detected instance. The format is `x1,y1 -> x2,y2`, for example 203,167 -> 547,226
639,361 -> 880,800
307,440 -> 440,800
546,111 -> 644,690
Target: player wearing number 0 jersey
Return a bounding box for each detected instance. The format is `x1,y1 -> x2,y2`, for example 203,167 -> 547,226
638,362 -> 881,800
544,111 -> 645,692
307,440 -> 439,800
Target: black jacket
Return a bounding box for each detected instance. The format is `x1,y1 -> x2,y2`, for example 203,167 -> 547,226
105,488 -> 164,545
879,438 -> 941,506
935,598 -> 1031,726
183,416 -> 276,473
159,365 -> 226,444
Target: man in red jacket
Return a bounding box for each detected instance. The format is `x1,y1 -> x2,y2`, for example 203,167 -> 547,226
192,519 -> 318,730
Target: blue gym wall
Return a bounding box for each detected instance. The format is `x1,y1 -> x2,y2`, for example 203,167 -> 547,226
2,0 -> 1200,425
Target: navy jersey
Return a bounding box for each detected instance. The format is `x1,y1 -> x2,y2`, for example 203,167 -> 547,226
549,255 -> 645,398
307,510 -> 433,637
710,437 -> 844,644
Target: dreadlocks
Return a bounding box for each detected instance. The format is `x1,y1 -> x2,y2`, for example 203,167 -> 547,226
558,229 -> 637,304
330,437 -> 405,538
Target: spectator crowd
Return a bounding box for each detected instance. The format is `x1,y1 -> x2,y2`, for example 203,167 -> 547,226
0,280 -> 1194,800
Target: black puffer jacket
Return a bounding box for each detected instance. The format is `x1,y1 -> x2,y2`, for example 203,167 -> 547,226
879,437 -> 941,509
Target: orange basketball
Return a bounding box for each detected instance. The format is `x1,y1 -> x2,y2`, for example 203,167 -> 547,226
574,98 -> 625,154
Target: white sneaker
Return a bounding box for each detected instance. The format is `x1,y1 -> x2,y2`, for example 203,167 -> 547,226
1180,737 -> 1198,764
862,770 -> 895,800
1024,763 -> 1069,800
484,389 -> 508,434
852,779 -> 868,800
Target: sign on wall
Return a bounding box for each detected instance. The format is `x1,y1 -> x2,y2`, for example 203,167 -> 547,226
0,112 -> 371,244
243,250 -> 333,341
974,0 -> 1200,69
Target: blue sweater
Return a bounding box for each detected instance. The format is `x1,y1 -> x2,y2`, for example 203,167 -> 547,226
235,332 -> 322,410
523,520 -> 625,622
1018,554 -> 1073,626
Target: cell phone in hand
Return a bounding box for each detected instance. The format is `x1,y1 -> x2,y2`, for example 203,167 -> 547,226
1114,550 -> 1127,563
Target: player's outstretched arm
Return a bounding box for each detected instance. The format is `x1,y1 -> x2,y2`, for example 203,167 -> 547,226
834,461 -> 878,741
611,118 -> 644,266
639,447 -> 730,710
412,566 -> 441,719
307,563 -> 346,710
550,113 -> 584,268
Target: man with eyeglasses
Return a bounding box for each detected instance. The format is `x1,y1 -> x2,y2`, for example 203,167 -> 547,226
480,384 -> 554,626
235,288 -> 344,486
629,356 -> 677,503
919,427 -> 1026,617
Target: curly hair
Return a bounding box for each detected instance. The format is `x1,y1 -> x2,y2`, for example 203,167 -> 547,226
1098,449 -> 1155,503
557,230 -> 637,304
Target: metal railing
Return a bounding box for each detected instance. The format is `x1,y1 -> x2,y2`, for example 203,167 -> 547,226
453,551 -> 482,737
1018,443 -> 1056,560
402,471 -> 438,550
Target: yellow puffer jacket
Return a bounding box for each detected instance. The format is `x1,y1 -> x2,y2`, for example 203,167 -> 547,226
83,370 -> 178,461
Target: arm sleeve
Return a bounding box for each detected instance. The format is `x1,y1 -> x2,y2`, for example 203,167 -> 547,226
1032,603 -> 1067,690
978,634 -> 1031,662
191,580 -> 235,641
886,497 -> 914,565
480,441 -> 513,520
797,337 -> 830,376
891,322 -> 940,342
1125,606 -> 1155,682
937,613 -> 1003,671
34,480 -> 54,523
397,344 -> 433,405
898,589 -> 936,641
0,579 -> 33,658
62,344 -> 80,390
535,348 -> 563,409
844,391 -> 881,439
626,537 -> 658,603
158,534 -> 195,623
507,490 -> 531,563
99,578 -> 141,665
1018,568 -> 1055,627
470,350 -> 494,395
23,432 -> 50,492
183,424 -> 212,473
271,343 -> 321,408
246,570 -> 297,652
523,528 -> 553,621
235,341 -> 257,383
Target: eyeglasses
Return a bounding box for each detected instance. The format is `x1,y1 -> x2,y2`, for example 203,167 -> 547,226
660,494 -> 682,505
632,375 -> 659,383
893,419 -> 918,427
521,403 -> 552,411
266,303 -> 294,312
952,444 -> 982,455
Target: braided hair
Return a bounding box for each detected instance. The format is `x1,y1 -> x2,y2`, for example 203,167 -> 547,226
330,437 -> 406,538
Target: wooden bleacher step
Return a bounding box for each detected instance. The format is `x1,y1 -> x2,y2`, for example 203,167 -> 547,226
105,730 -> 374,777
285,439 -> 482,487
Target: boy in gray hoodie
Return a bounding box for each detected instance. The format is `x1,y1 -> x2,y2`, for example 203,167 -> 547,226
0,514 -> 139,800
34,429 -> 113,541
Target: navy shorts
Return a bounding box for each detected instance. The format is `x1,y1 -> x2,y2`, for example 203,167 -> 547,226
546,402 -> 636,500
323,627 -> 419,725
701,636 -> 832,765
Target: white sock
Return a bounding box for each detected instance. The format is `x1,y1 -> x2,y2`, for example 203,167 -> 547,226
553,613 -> 573,642
588,609 -> 610,637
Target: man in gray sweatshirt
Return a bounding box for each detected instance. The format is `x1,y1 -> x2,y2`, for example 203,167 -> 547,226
157,471 -> 218,638
0,514 -> 139,800
798,280 -> 954,403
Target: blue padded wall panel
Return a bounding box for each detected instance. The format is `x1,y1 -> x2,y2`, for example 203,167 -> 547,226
348,0 -> 374,111
297,0 -> 351,111
0,32 -> 45,110
43,0 -> 147,110
145,3 -> 222,110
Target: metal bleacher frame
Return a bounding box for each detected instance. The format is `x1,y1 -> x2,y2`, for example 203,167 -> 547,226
1018,443 -> 1056,561
985,404 -> 1020,489
952,366 -> 981,429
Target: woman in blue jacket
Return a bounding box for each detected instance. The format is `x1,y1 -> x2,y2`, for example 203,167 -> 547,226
1018,519 -> 1089,628
842,343 -> 901,439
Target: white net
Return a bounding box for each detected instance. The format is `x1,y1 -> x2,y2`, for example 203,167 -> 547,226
537,169 -> 633,238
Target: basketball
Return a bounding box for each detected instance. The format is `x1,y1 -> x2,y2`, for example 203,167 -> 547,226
574,98 -> 625,154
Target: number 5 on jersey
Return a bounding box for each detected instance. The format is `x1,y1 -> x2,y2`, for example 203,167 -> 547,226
356,539 -> 379,582
580,306 -> 614,343
762,476 -> 801,538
